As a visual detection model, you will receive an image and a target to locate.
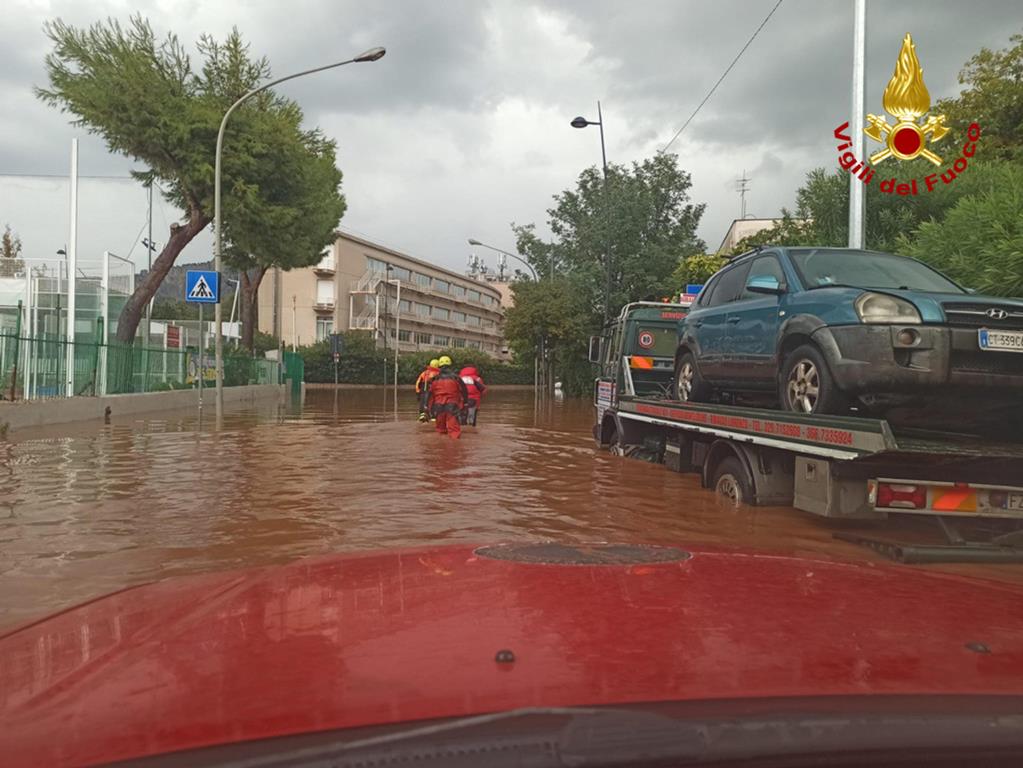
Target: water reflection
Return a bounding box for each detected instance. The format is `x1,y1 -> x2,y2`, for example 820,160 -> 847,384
1,389 -> 1021,628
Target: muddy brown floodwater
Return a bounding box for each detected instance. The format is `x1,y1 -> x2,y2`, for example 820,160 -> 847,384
2,388 -> 1022,628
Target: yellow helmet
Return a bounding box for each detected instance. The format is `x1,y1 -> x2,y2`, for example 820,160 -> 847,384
429,358 -> 440,368
437,355 -> 453,367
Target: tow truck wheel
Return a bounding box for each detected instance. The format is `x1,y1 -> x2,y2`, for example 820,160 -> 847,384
674,353 -> 712,402
712,457 -> 753,506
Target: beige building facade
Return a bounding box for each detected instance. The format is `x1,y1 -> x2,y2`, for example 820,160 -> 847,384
258,232 -> 507,357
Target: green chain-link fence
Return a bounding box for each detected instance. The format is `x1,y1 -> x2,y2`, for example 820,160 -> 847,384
1,323 -> 281,401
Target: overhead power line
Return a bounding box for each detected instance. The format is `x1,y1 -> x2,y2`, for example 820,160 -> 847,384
661,0 -> 784,154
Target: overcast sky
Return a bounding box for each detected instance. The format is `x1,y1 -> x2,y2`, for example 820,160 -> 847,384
0,0 -> 1018,278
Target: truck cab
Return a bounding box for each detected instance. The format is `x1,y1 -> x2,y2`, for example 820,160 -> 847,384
590,302 -> 690,422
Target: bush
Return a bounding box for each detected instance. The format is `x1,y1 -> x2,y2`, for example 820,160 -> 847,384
298,337 -> 534,385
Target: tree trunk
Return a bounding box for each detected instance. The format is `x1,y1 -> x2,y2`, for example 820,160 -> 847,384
115,207 -> 210,343
239,265 -> 268,351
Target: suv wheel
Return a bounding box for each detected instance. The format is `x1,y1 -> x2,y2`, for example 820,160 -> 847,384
674,352 -> 712,402
779,344 -> 846,414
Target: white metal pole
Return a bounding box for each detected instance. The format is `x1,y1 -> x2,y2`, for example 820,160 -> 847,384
393,280 -> 400,401
848,0 -> 867,249
229,279 -> 239,347
65,138 -> 78,397
291,295 -> 297,351
100,251 -> 109,395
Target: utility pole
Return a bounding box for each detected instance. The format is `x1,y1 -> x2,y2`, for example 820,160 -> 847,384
849,0 -> 867,248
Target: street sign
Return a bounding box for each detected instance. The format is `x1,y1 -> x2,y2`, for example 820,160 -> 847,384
166,325 -> 181,349
185,270 -> 220,304
685,283 -> 704,295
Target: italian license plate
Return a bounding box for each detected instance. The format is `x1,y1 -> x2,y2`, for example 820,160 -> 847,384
978,328 -> 1023,352
1004,493 -> 1023,511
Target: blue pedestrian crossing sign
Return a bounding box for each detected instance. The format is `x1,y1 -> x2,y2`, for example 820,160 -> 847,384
185,270 -> 220,304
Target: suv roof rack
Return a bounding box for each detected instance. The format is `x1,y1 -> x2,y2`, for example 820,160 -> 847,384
725,245 -> 766,261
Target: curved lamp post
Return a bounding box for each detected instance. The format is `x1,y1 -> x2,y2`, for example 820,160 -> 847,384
467,238 -> 538,281
213,46 -> 386,418
571,101 -> 612,322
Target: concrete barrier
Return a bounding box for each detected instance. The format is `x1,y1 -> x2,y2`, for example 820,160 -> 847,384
0,385 -> 285,434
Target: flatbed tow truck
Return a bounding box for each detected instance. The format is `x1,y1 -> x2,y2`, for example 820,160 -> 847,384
591,302 -> 1023,564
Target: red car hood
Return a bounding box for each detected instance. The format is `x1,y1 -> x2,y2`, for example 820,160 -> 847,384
2,542 -> 1023,767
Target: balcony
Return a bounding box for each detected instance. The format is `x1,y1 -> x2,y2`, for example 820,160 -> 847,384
313,251 -> 335,276
313,299 -> 335,312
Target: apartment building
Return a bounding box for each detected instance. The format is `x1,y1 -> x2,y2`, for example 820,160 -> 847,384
258,231 -> 507,357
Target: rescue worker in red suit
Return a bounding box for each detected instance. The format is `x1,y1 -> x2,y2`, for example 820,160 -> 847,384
459,365 -> 486,426
427,356 -> 469,439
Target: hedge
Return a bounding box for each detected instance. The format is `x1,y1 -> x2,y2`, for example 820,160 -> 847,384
298,340 -> 534,385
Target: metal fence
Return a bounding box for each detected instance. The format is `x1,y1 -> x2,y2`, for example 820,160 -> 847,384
1,323 -> 281,401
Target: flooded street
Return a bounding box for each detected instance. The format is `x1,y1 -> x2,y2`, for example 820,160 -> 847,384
2,388 -> 1022,629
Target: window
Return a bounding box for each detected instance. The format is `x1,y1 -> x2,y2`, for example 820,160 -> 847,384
453,338 -> 467,348
416,303 -> 431,317
705,263 -> 751,307
316,279 -> 333,304
391,266 -> 411,282
741,256 -> 786,299
416,332 -> 432,345
432,306 -> 450,320
468,289 -> 481,303
483,319 -> 494,329
413,272 -> 431,288
366,256 -> 387,274
434,279 -> 450,294
467,340 -> 481,350
315,317 -> 333,341
482,295 -> 495,306
788,248 -> 964,293
451,284 -> 466,298
452,311 -> 466,324
467,314 -> 481,327
398,329 -> 411,342
432,335 -> 449,346
399,299 -> 411,313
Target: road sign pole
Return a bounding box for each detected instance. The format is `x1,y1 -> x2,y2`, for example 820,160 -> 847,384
198,303 -> 204,410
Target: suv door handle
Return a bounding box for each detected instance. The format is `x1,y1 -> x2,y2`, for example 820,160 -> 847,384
693,320 -> 703,328
726,316 -> 741,324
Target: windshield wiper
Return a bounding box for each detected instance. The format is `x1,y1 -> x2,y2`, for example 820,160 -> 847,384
805,282 -> 862,291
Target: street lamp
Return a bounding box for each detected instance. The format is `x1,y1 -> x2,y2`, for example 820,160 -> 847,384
467,239 -> 538,281
213,46 -> 386,419
570,101 -> 612,322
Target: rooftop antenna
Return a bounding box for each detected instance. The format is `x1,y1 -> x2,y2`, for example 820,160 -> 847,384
736,170 -> 751,219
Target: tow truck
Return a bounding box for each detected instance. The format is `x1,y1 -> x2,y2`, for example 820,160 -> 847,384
590,302 -> 1023,564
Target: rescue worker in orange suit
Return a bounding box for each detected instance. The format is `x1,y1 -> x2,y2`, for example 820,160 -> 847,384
459,365 -> 486,426
415,358 -> 441,422
428,356 -> 469,439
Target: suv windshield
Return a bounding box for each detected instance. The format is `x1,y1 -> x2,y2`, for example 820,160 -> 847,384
789,249 -> 964,293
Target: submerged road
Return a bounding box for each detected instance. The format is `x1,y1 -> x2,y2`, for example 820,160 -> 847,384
2,388 -> 1021,628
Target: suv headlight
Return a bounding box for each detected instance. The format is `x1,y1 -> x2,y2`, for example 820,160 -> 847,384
854,292 -> 921,324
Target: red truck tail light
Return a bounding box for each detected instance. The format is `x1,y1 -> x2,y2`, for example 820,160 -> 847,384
876,482 -> 927,509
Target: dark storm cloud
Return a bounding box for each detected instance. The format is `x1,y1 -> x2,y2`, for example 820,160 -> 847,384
1,0 -> 1021,269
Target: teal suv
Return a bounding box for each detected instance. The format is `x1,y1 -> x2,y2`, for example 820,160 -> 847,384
674,247 -> 1023,415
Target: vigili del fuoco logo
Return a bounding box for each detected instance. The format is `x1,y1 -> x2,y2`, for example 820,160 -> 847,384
834,33 -> 981,196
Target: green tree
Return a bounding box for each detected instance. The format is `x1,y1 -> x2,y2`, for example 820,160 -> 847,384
38,16 -> 345,344
502,276 -> 591,394
0,225 -> 24,278
671,253 -> 727,289
508,153 -> 705,394
935,31 -> 1023,159
513,152 -> 705,319
899,163 -> 1023,296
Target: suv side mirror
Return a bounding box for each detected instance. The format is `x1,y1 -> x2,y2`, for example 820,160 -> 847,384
588,335 -> 602,363
746,275 -> 786,295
